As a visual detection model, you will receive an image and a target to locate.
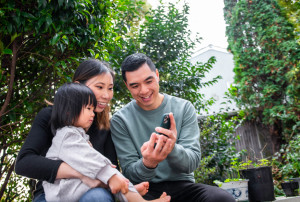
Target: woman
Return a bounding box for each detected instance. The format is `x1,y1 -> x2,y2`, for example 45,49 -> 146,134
16,60 -> 133,202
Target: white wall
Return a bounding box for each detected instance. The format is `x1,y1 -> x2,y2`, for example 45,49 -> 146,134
190,45 -> 237,115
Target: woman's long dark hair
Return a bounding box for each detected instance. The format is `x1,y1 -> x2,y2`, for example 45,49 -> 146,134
51,83 -> 97,131
73,59 -> 115,130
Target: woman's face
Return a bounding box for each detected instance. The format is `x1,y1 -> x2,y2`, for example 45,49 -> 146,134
85,72 -> 114,113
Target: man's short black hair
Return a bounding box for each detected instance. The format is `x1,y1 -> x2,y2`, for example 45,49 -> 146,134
121,53 -> 156,82
51,83 -> 97,132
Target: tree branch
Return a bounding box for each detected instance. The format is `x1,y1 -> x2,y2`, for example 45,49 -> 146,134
0,160 -> 15,199
0,40 -> 18,118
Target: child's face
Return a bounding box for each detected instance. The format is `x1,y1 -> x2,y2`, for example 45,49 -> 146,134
74,104 -> 95,130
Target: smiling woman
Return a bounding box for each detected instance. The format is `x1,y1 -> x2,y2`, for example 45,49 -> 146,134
73,60 -> 115,130
15,59 -> 118,202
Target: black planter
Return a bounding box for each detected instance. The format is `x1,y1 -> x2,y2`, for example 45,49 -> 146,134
240,166 -> 275,202
281,181 -> 299,197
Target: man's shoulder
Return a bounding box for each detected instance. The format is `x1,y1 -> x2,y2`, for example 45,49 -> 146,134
112,100 -> 136,118
166,94 -> 191,106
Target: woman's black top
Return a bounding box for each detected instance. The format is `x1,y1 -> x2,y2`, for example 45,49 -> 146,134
15,106 -> 118,198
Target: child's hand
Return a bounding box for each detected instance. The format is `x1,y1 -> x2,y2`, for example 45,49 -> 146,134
81,175 -> 107,188
108,174 -> 129,194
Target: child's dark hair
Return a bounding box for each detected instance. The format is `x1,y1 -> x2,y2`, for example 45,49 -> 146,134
51,83 -> 97,132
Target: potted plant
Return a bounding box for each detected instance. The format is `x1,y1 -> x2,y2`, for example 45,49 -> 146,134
281,180 -> 299,197
273,134 -> 300,196
240,159 -> 275,202
214,158 -> 249,201
214,179 -> 249,201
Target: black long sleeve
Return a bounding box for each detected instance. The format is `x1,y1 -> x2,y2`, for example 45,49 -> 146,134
15,106 -> 62,182
15,106 -> 119,198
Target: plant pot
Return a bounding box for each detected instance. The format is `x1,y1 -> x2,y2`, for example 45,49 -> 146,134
290,178 -> 300,194
240,166 -> 275,202
281,181 -> 299,197
220,180 -> 249,201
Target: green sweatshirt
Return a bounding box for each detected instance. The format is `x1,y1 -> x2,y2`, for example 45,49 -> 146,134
110,94 -> 201,184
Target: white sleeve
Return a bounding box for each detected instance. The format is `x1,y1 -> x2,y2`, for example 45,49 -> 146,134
58,131 -> 118,184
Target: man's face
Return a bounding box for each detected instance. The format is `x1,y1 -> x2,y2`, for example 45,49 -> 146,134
125,63 -> 163,111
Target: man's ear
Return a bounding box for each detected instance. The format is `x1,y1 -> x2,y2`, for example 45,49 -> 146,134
156,69 -> 160,82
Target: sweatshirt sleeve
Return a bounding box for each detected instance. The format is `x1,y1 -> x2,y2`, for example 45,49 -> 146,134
110,116 -> 156,183
58,131 -> 118,184
15,107 -> 63,183
167,102 -> 201,173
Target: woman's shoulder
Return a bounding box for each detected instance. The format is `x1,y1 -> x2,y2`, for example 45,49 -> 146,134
36,106 -> 52,118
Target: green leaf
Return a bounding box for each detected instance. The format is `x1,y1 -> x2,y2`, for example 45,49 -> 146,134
3,49 -> 13,55
50,33 -> 60,45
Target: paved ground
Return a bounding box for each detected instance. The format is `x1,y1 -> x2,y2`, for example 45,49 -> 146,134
274,196 -> 300,202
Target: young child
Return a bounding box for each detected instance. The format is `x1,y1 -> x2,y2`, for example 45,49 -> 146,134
42,83 -> 170,202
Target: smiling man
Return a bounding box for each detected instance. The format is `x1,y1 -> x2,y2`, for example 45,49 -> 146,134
110,53 -> 235,202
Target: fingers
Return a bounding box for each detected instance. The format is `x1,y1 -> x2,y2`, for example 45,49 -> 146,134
148,133 -> 158,149
154,135 -> 167,152
110,164 -> 117,168
121,180 -> 129,194
169,112 -> 176,130
155,112 -> 176,138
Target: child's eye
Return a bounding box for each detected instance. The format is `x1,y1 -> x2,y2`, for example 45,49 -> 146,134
97,86 -> 103,89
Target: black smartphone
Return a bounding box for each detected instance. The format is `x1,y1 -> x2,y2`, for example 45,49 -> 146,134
158,113 -> 170,137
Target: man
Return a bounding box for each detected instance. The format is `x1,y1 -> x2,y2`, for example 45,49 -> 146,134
110,53 -> 235,202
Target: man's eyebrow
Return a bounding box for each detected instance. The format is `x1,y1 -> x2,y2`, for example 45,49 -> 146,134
145,76 -> 154,81
128,76 -> 154,87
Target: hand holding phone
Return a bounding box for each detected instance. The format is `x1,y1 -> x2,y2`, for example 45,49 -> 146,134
158,113 -> 171,137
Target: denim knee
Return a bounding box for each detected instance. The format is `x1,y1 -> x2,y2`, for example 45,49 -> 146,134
32,193 -> 46,202
79,187 -> 114,202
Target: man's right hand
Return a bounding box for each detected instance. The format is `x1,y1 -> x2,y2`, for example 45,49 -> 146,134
141,133 -> 169,168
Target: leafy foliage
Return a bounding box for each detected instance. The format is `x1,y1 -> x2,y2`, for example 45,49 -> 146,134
0,0 -> 144,200
110,2 -> 221,112
139,3 -> 221,112
277,0 -> 300,43
195,111 -> 245,185
223,0 -> 300,147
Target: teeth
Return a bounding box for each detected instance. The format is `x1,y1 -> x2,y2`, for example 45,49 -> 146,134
142,95 -> 150,99
98,102 -> 107,105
